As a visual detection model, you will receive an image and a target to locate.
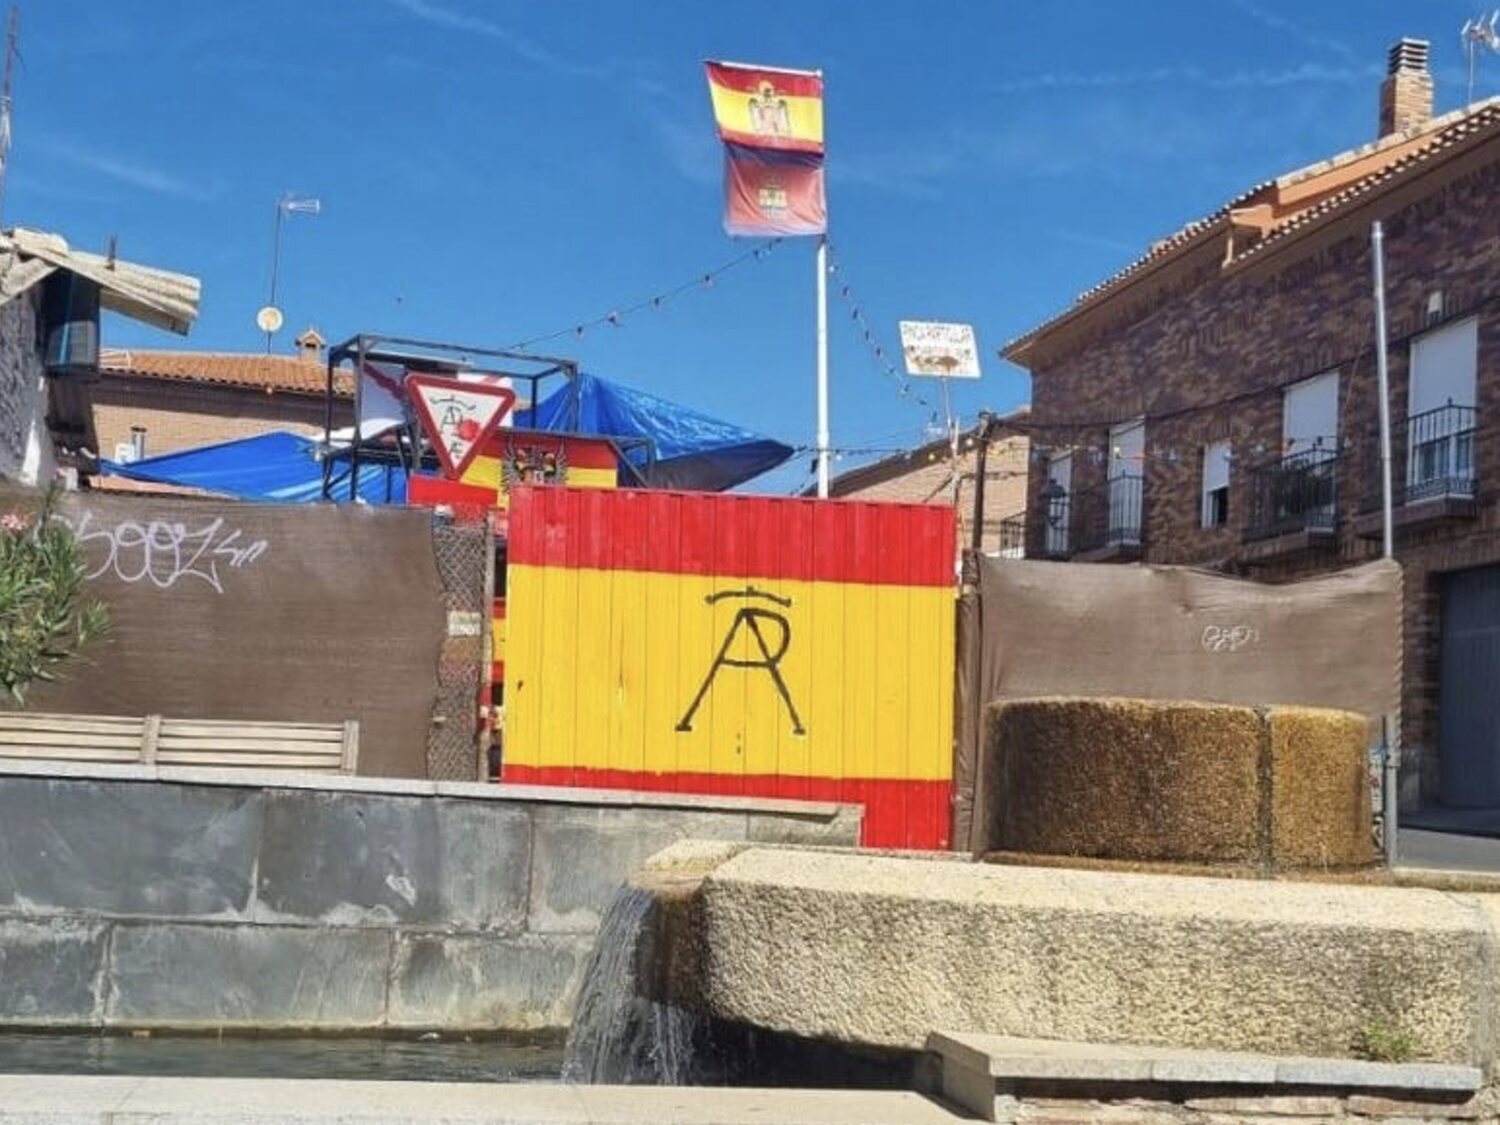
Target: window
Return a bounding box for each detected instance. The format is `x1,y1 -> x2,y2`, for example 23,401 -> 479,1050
1108,419 -> 1145,544
1202,440 -> 1230,528
1282,371 -> 1339,456
1408,317 -> 1477,499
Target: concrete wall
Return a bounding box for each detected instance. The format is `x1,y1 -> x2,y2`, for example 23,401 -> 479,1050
0,762 -> 858,1034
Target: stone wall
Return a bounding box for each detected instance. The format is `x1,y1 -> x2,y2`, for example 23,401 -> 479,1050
0,762 -> 858,1034
0,289 -> 54,485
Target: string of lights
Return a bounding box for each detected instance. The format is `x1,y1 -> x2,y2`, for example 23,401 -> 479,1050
823,240 -> 936,415
505,238 -> 783,350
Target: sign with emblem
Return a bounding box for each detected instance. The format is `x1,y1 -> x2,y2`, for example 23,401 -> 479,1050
899,321 -> 982,379
407,374 -> 516,480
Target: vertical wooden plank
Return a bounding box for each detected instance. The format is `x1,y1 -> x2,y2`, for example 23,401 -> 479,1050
676,494 -> 715,782
140,714 -> 162,766
340,720 -> 360,775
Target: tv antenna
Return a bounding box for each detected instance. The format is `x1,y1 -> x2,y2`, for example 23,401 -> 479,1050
1462,11 -> 1500,103
261,192 -> 321,352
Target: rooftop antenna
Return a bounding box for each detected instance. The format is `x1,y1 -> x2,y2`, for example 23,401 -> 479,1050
260,192 -> 321,353
1462,11 -> 1500,103
0,7 -> 20,230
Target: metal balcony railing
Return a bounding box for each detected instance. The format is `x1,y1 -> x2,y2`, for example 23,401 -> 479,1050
1402,403 -> 1476,504
1073,474 -> 1144,554
996,513 -> 1026,559
1244,447 -> 1339,542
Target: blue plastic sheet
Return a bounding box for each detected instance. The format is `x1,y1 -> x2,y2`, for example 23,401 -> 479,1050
99,431 -> 405,504
517,372 -> 792,492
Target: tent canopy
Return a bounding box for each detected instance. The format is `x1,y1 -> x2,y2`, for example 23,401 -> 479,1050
517,372 -> 792,492
100,431 -> 404,504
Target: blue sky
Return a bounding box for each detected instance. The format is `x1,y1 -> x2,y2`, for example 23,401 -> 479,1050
12,0 -> 1487,493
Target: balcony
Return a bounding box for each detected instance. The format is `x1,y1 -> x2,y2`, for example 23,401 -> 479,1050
1242,447 -> 1340,561
995,513 -> 1026,559
1354,404 -> 1478,538
1072,474 -> 1144,561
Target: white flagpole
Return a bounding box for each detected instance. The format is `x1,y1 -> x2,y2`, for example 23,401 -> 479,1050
816,234 -> 831,497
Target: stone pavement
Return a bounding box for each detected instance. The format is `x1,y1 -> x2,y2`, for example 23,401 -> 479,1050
0,1075 -> 966,1125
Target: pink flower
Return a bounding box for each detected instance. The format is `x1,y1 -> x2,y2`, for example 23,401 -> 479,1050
1,512 -> 28,532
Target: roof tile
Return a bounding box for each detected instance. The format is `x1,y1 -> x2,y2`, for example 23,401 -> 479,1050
98,349 -> 352,397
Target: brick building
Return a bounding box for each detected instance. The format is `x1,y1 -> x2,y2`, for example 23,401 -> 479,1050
88,328 -> 351,464
825,411 -> 1030,555
1001,39 -> 1500,811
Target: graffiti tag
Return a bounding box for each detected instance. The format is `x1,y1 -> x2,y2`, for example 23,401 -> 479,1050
1201,624 -> 1259,654
53,511 -> 269,595
677,586 -> 805,735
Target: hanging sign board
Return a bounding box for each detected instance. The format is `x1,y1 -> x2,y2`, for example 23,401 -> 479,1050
407,374 -> 516,480
899,320 -> 981,379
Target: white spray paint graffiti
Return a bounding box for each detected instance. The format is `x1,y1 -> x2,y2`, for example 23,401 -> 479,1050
1200,624 -> 1260,653
53,510 -> 269,594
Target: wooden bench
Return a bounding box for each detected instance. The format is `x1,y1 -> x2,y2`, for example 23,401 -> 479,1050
0,712 -> 359,774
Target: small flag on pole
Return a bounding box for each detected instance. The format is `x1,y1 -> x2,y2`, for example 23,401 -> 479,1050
705,61 -> 825,236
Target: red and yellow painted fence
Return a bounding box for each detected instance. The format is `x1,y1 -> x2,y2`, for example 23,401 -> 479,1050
501,485 -> 956,849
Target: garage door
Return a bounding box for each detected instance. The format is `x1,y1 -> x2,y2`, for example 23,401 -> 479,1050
1440,566 -> 1500,806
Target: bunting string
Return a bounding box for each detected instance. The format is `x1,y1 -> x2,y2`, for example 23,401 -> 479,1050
506,238 -> 783,350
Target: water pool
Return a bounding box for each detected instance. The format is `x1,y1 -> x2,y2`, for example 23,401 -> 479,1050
0,1034 -> 563,1083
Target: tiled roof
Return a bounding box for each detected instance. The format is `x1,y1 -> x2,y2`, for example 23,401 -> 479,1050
1003,97 -> 1500,360
98,348 -> 353,397
1229,101 -> 1500,265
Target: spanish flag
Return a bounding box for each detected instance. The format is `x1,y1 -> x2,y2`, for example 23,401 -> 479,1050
705,61 -> 824,154
502,485 -> 955,849
707,60 -> 827,237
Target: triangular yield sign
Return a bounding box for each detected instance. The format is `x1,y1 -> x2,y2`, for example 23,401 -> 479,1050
407,374 -> 517,480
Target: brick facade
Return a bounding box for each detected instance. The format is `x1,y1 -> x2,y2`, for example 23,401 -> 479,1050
1008,102 -> 1500,808
829,422 -> 1030,555
91,376 -> 344,460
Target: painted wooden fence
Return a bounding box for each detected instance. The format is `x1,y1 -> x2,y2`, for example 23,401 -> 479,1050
502,485 -> 956,849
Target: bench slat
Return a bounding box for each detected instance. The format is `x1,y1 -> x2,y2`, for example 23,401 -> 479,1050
159,723 -> 346,741
154,752 -> 343,769
0,716 -> 145,734
156,738 -> 344,755
0,731 -> 144,749
158,724 -> 342,742
0,746 -> 139,761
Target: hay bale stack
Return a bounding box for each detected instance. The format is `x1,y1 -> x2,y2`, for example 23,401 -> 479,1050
988,698 -> 1374,871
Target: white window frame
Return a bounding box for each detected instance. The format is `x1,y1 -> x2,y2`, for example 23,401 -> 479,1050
1201,440 -> 1230,528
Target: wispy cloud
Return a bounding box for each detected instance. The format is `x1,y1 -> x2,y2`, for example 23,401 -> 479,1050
387,0 -> 607,79
989,61 -> 1375,95
38,139 -> 213,200
1227,0 -> 1356,62
647,110 -> 720,186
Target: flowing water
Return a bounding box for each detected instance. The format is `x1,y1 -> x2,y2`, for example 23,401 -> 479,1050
562,884 -> 702,1084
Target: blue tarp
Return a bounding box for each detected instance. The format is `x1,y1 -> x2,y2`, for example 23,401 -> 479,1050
100,431 -> 406,504
517,372 -> 793,492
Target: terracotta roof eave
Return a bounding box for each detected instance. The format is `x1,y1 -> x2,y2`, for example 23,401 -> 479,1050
1225,106 -> 1500,272
98,366 -> 353,397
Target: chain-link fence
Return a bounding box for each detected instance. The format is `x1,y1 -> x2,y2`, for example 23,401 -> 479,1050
427,506 -> 493,781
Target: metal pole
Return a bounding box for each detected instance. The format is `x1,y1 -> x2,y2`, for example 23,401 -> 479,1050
970,412 -> 992,554
1372,219 -> 1398,868
815,235 -> 831,498
266,199 -> 285,354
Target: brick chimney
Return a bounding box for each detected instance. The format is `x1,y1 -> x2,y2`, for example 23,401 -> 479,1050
1380,38 -> 1433,137
294,327 -> 325,365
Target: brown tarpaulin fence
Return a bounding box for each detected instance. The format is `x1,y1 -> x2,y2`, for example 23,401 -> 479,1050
4,488 -> 447,777
954,557 -> 1403,853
